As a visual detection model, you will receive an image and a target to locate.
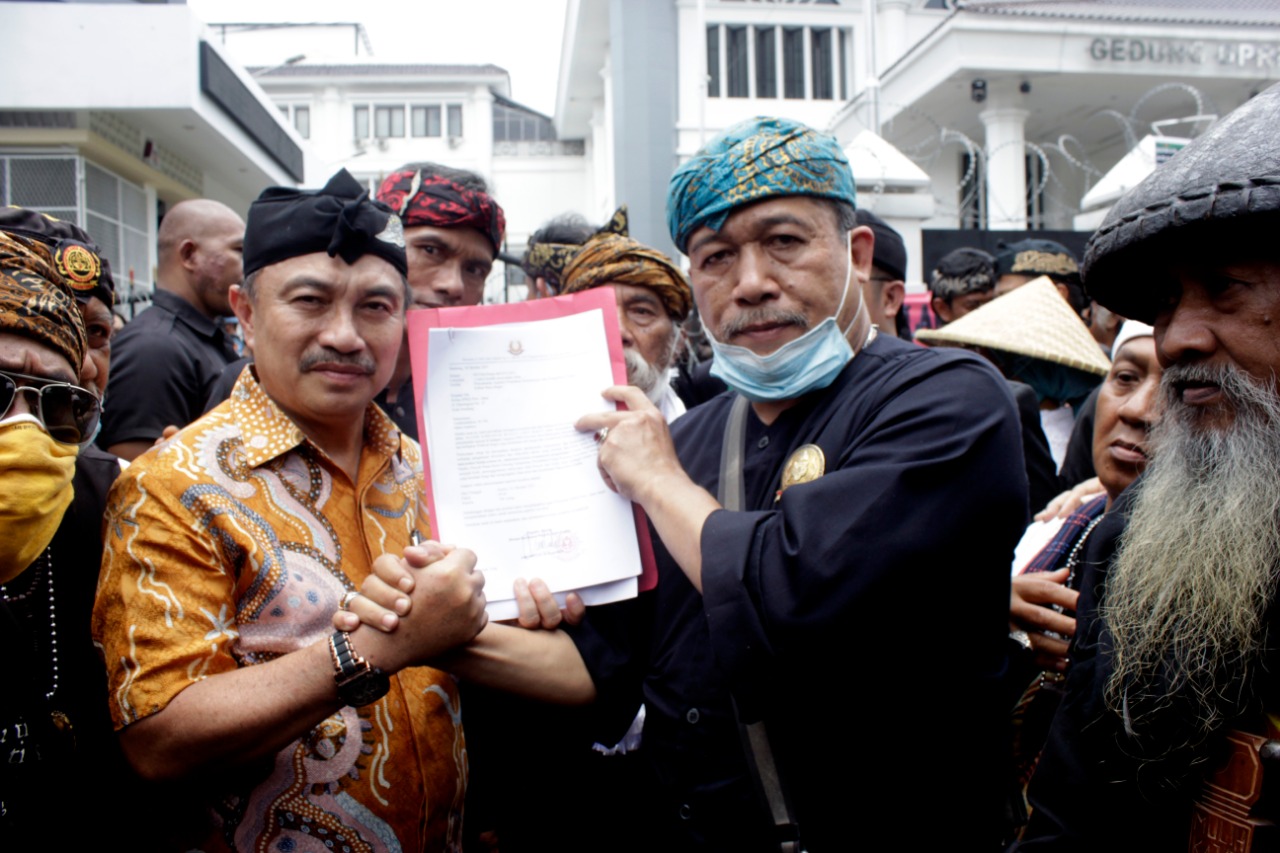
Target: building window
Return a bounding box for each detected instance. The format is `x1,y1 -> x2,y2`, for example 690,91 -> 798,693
447,104 -> 463,138
84,161 -> 150,307
0,154 -> 153,310
493,102 -> 556,142
292,106 -> 310,139
811,28 -> 833,100
412,105 -> 442,137
375,105 -> 405,138
0,155 -> 78,222
726,25 -> 749,98
280,105 -> 311,139
783,28 -> 806,99
706,26 -> 721,97
354,105 -> 369,139
838,30 -> 849,100
708,23 -> 848,101
755,27 -> 778,98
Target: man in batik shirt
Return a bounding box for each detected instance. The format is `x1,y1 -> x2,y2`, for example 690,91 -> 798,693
93,169 -> 487,851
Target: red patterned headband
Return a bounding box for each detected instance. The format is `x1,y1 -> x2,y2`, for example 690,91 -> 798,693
376,169 -> 505,254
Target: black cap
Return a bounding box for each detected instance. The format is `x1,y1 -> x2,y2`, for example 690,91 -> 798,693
994,239 -> 1079,283
854,208 -> 907,282
244,169 -> 408,279
0,206 -> 114,308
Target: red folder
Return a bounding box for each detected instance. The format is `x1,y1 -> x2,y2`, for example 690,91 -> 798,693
407,287 -> 658,593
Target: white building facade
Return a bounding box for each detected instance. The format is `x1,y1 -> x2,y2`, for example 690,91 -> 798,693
0,1 -> 308,315
225,24 -> 592,304
558,0 -> 1280,286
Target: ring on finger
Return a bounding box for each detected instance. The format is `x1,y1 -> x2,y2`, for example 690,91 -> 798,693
595,427 -> 610,444
340,590 -> 361,611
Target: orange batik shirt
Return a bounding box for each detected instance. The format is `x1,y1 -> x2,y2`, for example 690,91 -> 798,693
93,368 -> 465,852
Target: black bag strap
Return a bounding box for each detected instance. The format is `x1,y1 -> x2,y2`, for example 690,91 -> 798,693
718,394 -> 805,853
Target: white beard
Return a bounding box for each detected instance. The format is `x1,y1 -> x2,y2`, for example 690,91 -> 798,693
1103,362 -> 1280,762
624,334 -> 677,407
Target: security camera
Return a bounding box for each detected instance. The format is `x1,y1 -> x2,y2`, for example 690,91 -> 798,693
1019,80 -> 1032,94
971,80 -> 987,103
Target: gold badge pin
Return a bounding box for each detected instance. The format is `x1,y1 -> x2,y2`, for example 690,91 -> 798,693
779,444 -> 826,496
54,242 -> 100,290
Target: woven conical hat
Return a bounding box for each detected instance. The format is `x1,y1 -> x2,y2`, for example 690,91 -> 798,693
916,277 -> 1110,375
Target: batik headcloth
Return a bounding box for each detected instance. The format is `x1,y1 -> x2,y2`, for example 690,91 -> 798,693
562,233 -> 692,321
376,168 -> 506,254
245,169 -> 407,278
524,205 -> 629,291
667,117 -> 856,255
0,227 -> 88,371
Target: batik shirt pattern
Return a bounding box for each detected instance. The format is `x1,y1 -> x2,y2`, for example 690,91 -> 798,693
93,369 -> 464,852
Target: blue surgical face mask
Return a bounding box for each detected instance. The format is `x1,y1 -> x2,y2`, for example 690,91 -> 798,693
708,233 -> 871,403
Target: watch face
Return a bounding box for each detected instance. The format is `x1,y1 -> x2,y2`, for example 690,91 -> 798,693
340,669 -> 390,707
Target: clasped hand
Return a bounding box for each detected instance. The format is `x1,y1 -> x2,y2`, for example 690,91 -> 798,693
333,542 -> 584,658
1009,567 -> 1080,672
333,542 -> 487,672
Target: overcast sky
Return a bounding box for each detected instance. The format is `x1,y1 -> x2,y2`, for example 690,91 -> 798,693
188,0 -> 569,116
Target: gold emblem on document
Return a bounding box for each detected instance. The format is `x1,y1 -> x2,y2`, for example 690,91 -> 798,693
508,339 -> 524,356
779,444 -> 825,495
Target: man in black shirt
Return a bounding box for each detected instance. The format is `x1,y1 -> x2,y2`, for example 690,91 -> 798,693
98,198 -> 243,459
342,117 -> 1027,850
1017,80 -> 1280,852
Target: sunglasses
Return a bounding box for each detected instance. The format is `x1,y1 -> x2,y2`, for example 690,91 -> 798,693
0,369 -> 101,445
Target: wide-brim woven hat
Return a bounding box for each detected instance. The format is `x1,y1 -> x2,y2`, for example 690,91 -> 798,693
916,277 -> 1110,375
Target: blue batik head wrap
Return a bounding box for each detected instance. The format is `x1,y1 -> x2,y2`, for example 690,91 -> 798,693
667,117 -> 856,255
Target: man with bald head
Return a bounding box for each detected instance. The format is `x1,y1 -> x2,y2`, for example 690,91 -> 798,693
98,198 -> 244,459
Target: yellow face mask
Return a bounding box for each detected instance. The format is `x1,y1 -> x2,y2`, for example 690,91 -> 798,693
0,419 -> 77,583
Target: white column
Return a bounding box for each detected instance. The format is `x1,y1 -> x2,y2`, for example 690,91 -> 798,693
980,106 -> 1029,230
598,49 -> 616,219
802,25 -> 813,99
878,0 -> 910,68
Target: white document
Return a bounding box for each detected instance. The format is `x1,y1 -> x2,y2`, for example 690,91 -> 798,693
424,309 -> 642,619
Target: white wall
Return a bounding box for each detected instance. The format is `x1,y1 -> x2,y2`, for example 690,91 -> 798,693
492,155 -> 592,248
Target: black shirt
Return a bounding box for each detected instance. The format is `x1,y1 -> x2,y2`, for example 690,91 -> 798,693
98,289 -> 240,447
569,335 -> 1029,850
1015,485 -> 1280,850
374,376 -> 418,443
1,445 -> 133,848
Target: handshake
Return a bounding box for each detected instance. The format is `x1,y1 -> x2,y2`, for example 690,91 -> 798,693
331,541 -> 585,676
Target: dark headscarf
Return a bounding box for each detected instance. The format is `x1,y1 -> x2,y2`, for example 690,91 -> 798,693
523,206 -> 628,292
244,169 -> 408,278
854,208 -> 906,282
995,239 -> 1079,283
